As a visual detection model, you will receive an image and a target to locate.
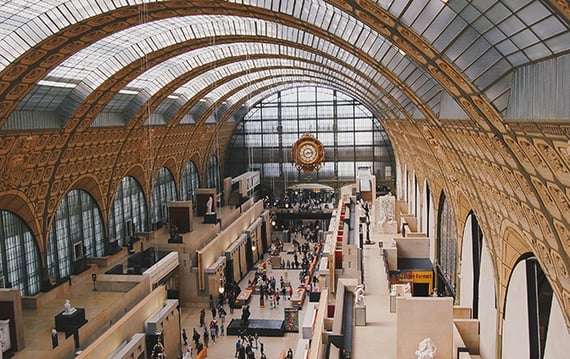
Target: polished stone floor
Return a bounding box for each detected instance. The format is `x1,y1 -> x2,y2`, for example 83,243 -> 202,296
12,211 -> 401,358
179,231 -> 399,359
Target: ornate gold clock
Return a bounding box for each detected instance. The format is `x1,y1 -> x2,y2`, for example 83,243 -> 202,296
291,133 -> 325,172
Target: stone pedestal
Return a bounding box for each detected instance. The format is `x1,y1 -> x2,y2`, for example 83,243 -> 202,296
354,305 -> 366,326
203,213 -> 217,224
54,308 -> 87,337
382,221 -> 398,234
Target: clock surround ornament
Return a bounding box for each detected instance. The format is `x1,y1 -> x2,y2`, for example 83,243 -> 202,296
291,133 -> 325,173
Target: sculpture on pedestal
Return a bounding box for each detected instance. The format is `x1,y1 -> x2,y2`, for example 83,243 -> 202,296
415,338 -> 437,359
354,284 -> 365,306
206,196 -> 214,213
377,193 -> 396,233
63,299 -> 76,315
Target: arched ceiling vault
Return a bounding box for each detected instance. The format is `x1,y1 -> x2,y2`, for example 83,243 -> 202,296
0,0 -> 567,255
0,0 -> 568,327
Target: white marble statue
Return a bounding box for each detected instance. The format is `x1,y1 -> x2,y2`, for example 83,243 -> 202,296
403,283 -> 411,295
206,196 -> 214,213
354,284 -> 365,306
63,299 -> 76,315
376,193 -> 397,234
378,193 -> 395,224
415,338 -> 437,359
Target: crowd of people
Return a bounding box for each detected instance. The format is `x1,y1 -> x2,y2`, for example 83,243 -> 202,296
179,219 -> 324,359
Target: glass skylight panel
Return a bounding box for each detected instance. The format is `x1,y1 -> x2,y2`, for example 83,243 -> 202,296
545,33 -> 570,53
314,6 -> 327,28
506,51 -> 530,67
496,38 -> 520,58
511,28 -> 540,49
532,17 -> 566,40
387,0 -> 410,18
523,42 -> 551,61
400,0 -> 430,27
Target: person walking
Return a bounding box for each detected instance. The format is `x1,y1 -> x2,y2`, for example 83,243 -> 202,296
199,308 -> 205,328
182,328 -> 188,346
235,338 -> 241,358
203,327 -> 209,347
192,328 -> 200,348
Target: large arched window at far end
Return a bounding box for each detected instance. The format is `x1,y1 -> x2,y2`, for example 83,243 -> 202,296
0,211 -> 41,296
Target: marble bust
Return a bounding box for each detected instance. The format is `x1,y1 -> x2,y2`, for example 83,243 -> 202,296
63,299 -> 76,315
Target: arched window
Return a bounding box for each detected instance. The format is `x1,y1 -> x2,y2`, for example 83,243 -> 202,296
459,212 -> 484,317
48,190 -> 104,282
110,176 -> 147,248
181,160 -> 200,203
226,86 -> 395,193
151,167 -> 177,227
0,211 -> 41,296
206,155 -> 222,193
503,255 -> 555,358
437,192 -> 458,297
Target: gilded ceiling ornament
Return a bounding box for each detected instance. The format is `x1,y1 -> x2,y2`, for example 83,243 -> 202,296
553,220 -> 570,250
291,133 -> 325,173
0,136 -> 34,190
551,250 -> 570,286
519,139 -> 551,175
536,142 -> 569,176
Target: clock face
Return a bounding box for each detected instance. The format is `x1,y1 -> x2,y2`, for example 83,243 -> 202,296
291,133 -> 325,173
299,143 -> 317,163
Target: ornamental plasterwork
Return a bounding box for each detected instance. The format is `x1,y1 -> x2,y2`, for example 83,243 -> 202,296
503,136 -> 535,172
426,64 -> 461,97
513,171 -> 540,207
535,140 -> 570,179
551,250 -> 570,288
526,207 -> 543,238
554,220 -> 570,252
530,176 -> 561,219
392,35 -> 427,65
547,183 -> 570,220
471,96 -> 506,132
519,138 -> 553,179
435,59 -> 471,94
535,210 -> 559,249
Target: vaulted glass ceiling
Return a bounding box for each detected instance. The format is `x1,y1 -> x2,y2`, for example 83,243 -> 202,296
0,0 -> 568,130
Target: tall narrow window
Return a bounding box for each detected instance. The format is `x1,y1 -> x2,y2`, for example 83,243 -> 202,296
206,155 -> 222,193
47,190 -> 104,282
181,160 -> 200,203
0,211 -> 41,296
151,167 -> 177,227
437,192 -> 458,297
110,176 -> 147,248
